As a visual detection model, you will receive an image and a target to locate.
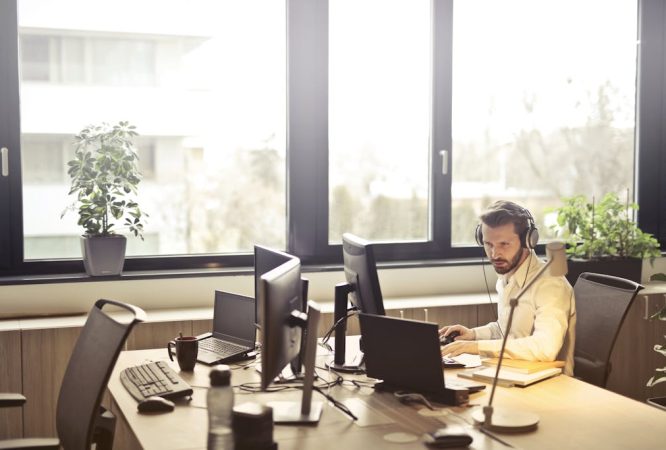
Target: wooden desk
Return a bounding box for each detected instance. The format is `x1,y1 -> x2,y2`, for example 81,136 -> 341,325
108,348 -> 664,450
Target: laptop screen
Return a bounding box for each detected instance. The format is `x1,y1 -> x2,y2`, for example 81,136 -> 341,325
213,291 -> 256,345
359,313 -> 446,393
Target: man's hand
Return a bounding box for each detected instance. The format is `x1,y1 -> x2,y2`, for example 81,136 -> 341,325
438,324 -> 475,341
441,340 -> 479,357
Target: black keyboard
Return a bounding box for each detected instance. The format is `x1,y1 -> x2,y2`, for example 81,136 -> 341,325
120,361 -> 193,402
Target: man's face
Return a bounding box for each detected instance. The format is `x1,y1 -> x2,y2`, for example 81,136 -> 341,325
481,222 -> 527,275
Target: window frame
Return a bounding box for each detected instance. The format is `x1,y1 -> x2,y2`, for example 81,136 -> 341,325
0,0 -> 663,278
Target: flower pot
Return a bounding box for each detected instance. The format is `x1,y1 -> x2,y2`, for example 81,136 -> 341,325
81,235 -> 127,276
565,257 -> 642,286
647,396 -> 666,411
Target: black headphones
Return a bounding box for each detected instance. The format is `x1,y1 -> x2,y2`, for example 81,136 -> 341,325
475,206 -> 539,250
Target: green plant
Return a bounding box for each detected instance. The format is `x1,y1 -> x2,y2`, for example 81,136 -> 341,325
62,121 -> 146,239
550,192 -> 660,261
647,301 -> 666,388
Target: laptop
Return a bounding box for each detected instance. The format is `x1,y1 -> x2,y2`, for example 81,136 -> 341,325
195,291 -> 257,365
358,313 -> 485,405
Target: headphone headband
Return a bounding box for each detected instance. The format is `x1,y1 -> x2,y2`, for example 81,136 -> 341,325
475,205 -> 539,249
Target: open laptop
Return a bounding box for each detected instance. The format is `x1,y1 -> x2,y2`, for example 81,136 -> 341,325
195,291 -> 257,365
358,313 -> 485,405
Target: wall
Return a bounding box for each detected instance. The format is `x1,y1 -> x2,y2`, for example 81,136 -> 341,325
0,263 -> 492,318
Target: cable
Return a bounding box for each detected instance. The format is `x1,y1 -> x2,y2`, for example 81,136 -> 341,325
320,306 -> 359,350
480,251 -> 503,339
312,386 -> 358,421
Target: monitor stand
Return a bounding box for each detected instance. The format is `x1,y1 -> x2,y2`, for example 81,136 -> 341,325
268,301 -> 323,424
325,282 -> 366,373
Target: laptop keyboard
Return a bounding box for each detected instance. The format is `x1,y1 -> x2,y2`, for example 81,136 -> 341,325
200,337 -> 247,356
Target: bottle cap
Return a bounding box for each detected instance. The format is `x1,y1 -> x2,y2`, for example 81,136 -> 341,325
209,365 -> 231,386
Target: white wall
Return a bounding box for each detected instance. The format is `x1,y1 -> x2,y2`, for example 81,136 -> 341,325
0,263 -> 490,318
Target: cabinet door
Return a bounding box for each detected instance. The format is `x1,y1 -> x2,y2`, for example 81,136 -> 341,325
0,330 -> 22,439
607,294 -> 666,401
126,321 -> 193,350
22,327 -> 82,437
422,305 -> 477,328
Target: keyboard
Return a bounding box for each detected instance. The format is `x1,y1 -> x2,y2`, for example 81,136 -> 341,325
120,361 -> 193,402
199,337 -> 248,356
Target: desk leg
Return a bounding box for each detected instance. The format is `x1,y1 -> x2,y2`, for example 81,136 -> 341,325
110,397 -> 142,450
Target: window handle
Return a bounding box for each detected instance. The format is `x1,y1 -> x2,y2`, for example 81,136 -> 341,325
439,150 -> 448,175
1,147 -> 8,177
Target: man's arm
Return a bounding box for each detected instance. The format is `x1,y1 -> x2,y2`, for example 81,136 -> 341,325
477,277 -> 573,361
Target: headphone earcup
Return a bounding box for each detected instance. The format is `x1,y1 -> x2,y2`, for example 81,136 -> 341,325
525,227 -> 539,250
475,223 -> 484,246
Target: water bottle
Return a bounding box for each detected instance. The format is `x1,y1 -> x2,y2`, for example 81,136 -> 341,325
207,365 -> 234,450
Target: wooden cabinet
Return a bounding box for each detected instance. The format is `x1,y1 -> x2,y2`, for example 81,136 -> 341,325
21,326 -> 82,437
607,293 -> 666,402
0,330 -> 22,440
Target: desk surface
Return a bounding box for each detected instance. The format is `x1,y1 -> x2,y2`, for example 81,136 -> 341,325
108,347 -> 664,450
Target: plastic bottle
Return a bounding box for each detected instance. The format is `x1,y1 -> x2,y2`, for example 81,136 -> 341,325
207,365 -> 234,450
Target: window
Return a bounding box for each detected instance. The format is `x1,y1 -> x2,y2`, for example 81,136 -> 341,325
0,0 -> 663,276
328,0 -> 431,243
450,0 -> 639,246
15,0 -> 287,264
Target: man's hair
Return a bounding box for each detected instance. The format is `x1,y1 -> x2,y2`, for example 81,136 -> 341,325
479,200 -> 531,238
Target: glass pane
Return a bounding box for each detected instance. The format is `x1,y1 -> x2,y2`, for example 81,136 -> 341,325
19,0 -> 286,259
329,0 -> 431,243
451,0 -> 638,245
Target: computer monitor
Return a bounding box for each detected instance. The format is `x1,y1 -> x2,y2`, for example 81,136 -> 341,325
254,244 -> 308,376
258,257 -> 322,423
254,245 -> 295,323
328,233 -> 386,372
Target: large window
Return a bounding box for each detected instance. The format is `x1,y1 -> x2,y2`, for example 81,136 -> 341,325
0,0 -> 663,276
451,0 -> 639,245
329,0 -> 431,243
17,0 -> 287,261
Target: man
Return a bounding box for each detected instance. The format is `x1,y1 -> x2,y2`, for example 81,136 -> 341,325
440,200 -> 576,376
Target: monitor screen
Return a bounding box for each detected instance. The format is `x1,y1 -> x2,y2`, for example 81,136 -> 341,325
259,257 -> 303,390
342,233 -> 385,315
254,245 -> 296,323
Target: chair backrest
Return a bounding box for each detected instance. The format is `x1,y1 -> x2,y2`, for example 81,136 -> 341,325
573,272 -> 642,388
56,299 -> 146,450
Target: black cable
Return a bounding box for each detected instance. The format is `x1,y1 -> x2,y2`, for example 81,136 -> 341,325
480,251 -> 503,339
320,307 -> 359,350
312,386 -> 358,421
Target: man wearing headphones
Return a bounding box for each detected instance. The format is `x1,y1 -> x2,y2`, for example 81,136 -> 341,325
439,200 -> 576,376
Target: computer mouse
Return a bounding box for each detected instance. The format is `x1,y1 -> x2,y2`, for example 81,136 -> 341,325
440,330 -> 461,346
423,426 -> 473,448
137,396 -> 175,413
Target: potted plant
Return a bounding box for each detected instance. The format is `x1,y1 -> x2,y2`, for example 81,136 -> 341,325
549,191 -> 660,284
62,121 -> 147,276
646,301 -> 666,411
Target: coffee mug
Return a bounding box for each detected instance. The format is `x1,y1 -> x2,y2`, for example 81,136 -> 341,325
167,336 -> 199,371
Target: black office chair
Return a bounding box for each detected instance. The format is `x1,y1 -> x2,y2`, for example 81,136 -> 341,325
0,299 -> 146,450
573,272 -> 643,388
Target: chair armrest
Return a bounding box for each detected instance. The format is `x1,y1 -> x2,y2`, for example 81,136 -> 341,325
0,438 -> 59,450
0,393 -> 26,408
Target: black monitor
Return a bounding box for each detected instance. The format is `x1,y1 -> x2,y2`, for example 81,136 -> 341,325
258,257 -> 322,423
254,245 -> 295,323
328,233 -> 386,372
254,244 -> 308,376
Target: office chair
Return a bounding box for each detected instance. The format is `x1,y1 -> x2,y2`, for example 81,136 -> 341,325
0,299 -> 146,450
573,272 -> 643,388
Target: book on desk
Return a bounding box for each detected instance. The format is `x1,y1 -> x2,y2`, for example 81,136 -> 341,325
457,359 -> 564,387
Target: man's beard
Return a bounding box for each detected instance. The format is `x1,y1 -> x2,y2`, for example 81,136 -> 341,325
491,248 -> 524,275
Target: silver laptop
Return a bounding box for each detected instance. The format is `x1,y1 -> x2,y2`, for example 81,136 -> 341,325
196,291 -> 256,365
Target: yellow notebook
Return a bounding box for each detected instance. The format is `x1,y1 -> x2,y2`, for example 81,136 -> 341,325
482,358 -> 565,374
